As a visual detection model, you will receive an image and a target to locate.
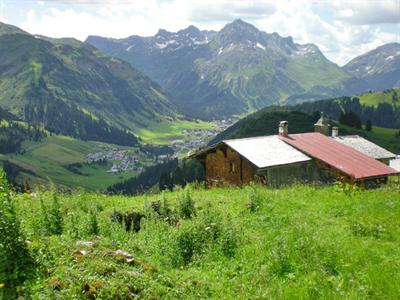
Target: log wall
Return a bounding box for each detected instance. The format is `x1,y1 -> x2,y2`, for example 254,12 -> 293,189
205,146 -> 255,186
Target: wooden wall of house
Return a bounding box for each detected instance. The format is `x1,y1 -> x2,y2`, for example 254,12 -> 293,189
255,161 -> 322,187
205,147 -> 254,186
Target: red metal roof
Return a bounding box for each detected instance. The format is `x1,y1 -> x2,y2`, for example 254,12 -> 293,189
279,132 -> 399,180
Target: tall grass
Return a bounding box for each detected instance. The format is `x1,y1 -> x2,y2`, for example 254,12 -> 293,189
5,179 -> 400,299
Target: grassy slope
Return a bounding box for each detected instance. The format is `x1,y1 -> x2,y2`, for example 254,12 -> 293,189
286,55 -> 350,90
0,135 -> 142,191
358,88 -> 400,107
15,183 -> 400,298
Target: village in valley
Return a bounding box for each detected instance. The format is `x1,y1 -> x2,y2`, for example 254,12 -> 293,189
86,147 -> 143,174
170,119 -> 235,156
85,119 -> 235,174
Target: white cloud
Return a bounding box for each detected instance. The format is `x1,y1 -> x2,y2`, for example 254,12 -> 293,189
188,0 -> 276,22
331,0 -> 400,25
0,1 -> 7,23
254,0 -> 399,65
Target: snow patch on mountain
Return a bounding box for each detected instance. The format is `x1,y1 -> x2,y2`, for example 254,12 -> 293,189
256,42 -> 266,50
155,39 -> 177,49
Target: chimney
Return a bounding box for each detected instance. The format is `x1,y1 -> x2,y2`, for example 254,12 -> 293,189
332,127 -> 339,137
314,112 -> 330,135
279,121 -> 288,137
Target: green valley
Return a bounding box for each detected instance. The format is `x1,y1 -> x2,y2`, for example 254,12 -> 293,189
0,135 -> 150,191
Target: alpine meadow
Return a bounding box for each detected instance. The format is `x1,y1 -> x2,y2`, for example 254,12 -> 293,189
0,1 -> 400,299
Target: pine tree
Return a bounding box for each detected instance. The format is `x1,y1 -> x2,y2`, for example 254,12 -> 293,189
365,120 -> 372,131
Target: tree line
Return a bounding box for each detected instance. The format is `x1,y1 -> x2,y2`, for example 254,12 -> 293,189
24,99 -> 139,147
0,120 -> 46,154
295,93 -> 400,129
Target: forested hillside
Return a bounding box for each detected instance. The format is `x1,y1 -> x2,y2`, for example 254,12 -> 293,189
0,22 -> 178,146
293,88 -> 400,129
0,108 -> 46,154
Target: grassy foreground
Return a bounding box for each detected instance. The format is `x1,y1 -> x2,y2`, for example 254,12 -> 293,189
3,179 -> 400,299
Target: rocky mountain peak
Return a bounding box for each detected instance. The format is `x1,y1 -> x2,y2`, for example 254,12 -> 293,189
216,19 -> 261,46
179,25 -> 201,36
155,29 -> 172,38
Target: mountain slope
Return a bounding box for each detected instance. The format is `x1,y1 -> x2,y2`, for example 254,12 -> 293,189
87,19 -> 362,119
0,21 -> 28,36
0,24 -> 178,143
343,43 -> 400,90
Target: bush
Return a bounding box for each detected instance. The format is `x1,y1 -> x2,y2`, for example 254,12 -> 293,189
49,193 -> 63,235
246,184 -> 263,212
0,170 -> 34,297
178,188 -> 195,219
171,210 -> 239,267
39,190 -> 63,236
88,209 -> 100,236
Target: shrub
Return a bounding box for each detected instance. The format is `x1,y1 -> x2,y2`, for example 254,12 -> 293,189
39,191 -> 63,236
334,179 -> 359,197
0,170 -> 34,297
88,209 -> 100,236
246,184 -> 263,212
174,229 -> 196,266
178,188 -> 195,219
49,193 -> 63,235
171,210 -> 239,267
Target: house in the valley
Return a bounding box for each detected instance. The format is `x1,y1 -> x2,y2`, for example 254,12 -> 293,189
189,115 -> 399,187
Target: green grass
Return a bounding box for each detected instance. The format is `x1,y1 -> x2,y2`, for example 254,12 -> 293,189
286,56 -> 350,90
0,135 -> 144,191
8,182 -> 400,299
359,88 -> 400,107
370,126 -> 399,138
135,119 -> 214,144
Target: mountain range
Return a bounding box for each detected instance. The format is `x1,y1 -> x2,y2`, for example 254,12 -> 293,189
0,19 -> 398,135
86,19 -> 400,119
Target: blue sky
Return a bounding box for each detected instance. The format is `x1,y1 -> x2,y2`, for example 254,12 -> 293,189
0,0 -> 399,65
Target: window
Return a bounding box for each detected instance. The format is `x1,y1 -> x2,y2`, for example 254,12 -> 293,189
229,162 -> 236,173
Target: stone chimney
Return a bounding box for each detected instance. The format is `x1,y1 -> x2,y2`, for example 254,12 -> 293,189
279,121 -> 288,137
332,126 -> 339,137
314,112 -> 330,135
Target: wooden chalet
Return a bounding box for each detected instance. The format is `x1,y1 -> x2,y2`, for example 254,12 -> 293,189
189,116 -> 399,187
